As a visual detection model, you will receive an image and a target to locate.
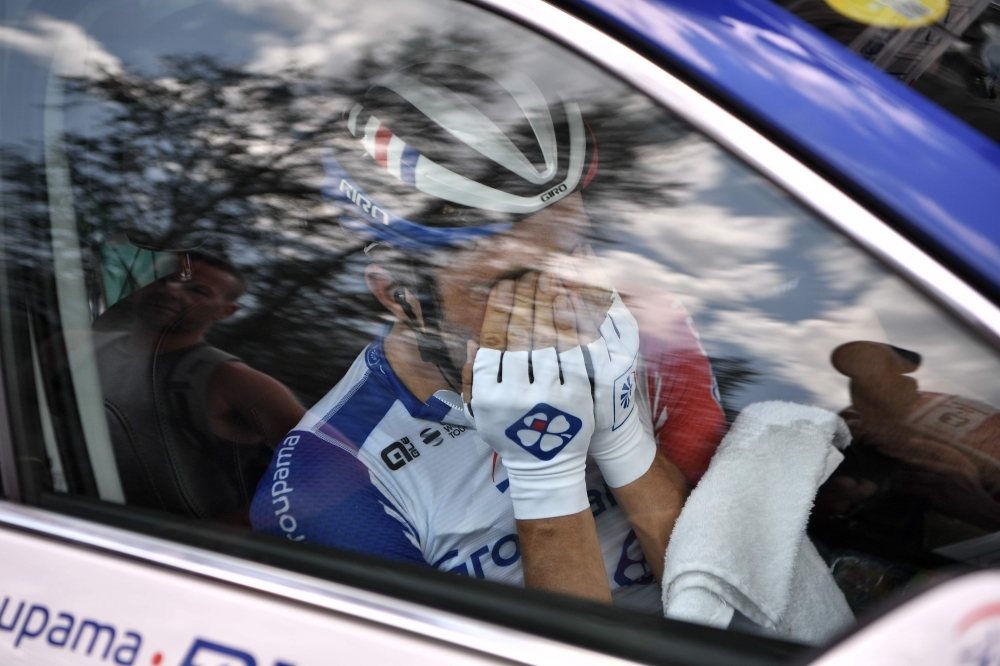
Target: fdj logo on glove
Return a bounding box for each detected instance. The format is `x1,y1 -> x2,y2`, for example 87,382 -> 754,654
504,404 -> 583,461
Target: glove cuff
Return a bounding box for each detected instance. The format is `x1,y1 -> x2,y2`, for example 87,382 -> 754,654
590,418 -> 657,488
507,470 -> 590,520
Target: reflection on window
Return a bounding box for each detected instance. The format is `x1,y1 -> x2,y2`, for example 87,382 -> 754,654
775,0 -> 1000,146
0,0 -> 998,646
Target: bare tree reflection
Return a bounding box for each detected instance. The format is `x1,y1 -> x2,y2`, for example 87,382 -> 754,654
5,31 -> 692,406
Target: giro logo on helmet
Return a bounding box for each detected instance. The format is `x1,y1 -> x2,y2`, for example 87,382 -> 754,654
540,183 -> 568,202
340,179 -> 390,225
504,403 -> 583,461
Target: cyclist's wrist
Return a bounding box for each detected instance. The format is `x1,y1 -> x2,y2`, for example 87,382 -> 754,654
590,418 -> 657,488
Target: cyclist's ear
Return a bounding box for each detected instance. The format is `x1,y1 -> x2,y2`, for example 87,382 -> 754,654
365,263 -> 424,325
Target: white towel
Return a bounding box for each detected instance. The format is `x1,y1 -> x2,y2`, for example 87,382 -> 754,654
662,400 -> 855,645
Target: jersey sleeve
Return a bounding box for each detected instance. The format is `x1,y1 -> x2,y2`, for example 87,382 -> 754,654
639,301 -> 727,486
250,431 -> 428,567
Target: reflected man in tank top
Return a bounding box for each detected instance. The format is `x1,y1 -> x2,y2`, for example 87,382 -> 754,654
94,252 -> 305,525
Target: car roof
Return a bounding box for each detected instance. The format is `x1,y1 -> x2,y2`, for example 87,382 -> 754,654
566,0 -> 1000,300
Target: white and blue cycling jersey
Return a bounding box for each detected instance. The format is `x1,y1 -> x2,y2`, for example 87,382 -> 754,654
250,335 -> 662,613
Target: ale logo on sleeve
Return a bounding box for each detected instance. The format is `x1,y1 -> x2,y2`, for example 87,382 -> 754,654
505,403 -> 583,461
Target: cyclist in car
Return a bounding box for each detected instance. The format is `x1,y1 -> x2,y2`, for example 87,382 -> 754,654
93,251 -> 305,524
250,59 -> 722,608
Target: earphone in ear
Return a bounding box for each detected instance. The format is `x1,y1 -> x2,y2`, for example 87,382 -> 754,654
394,287 -> 418,321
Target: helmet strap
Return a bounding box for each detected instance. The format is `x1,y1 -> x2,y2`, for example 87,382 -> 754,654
395,269 -> 463,394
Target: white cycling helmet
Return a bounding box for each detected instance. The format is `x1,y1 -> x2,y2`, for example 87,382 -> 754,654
321,55 -> 599,249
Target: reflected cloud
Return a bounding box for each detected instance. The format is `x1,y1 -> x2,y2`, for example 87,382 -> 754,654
219,0 -> 440,73
0,15 -> 121,77
607,0 -> 722,73
717,16 -> 953,158
599,137 -> 1000,414
709,304 -> 887,410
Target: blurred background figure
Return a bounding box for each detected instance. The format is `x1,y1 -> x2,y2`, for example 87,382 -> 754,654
812,341 -> 1000,612
93,250 -> 305,525
829,340 -> 1000,535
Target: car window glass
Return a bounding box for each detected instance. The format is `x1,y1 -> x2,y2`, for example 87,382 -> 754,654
774,0 -> 1000,147
1,0 -> 999,650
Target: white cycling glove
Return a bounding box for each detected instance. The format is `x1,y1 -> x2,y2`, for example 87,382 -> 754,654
467,346 -> 594,520
585,290 -> 657,488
